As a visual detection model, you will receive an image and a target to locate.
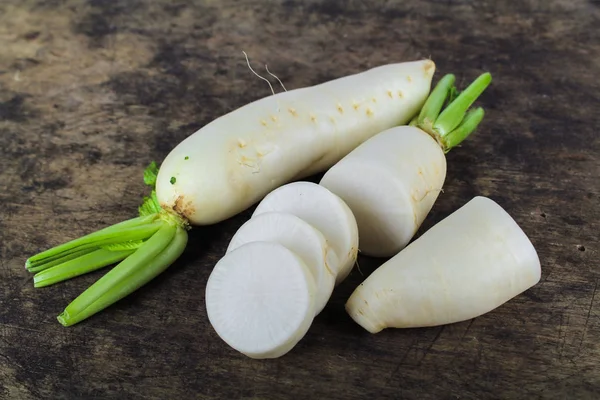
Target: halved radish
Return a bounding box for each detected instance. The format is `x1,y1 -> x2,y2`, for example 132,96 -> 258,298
227,212 -> 338,314
206,241 -> 316,358
252,182 -> 359,284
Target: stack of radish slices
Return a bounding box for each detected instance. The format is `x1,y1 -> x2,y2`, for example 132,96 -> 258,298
205,182 -> 359,359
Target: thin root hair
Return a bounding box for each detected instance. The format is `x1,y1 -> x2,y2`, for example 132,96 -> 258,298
265,64 -> 287,92
242,51 -> 275,97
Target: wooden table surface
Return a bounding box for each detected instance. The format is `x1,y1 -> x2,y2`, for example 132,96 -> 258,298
1,0 -> 598,399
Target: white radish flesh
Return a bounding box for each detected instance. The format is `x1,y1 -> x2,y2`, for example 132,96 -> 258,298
156,60 -> 435,225
320,126 -> 446,257
227,212 -> 337,315
345,196 -> 541,333
205,241 -> 316,359
252,181 -> 359,284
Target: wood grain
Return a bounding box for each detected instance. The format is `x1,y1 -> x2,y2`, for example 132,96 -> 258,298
1,0 -> 598,399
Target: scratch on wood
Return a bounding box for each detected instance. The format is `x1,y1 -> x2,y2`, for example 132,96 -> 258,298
577,279 -> 598,355
417,325 -> 445,366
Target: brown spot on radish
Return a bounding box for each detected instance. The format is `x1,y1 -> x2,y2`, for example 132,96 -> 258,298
366,107 -> 374,117
423,60 -> 435,74
271,115 -> 278,122
337,103 -> 344,114
398,90 -> 404,98
407,75 -> 413,83
288,107 -> 297,117
352,101 -> 360,110
371,97 -> 377,103
169,195 -> 196,221
237,138 -> 247,148
260,119 -> 267,126
310,114 -> 317,123
387,90 -> 393,98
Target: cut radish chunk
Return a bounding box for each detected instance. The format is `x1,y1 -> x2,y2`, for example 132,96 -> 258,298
252,182 -> 359,284
320,126 -> 446,258
345,196 -> 541,333
227,212 -> 338,315
206,241 -> 317,359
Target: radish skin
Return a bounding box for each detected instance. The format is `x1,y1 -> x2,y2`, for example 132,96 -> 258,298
206,241 -> 317,358
156,60 -> 435,225
252,182 -> 359,284
320,126 -> 445,257
345,196 -> 541,333
226,212 -> 337,315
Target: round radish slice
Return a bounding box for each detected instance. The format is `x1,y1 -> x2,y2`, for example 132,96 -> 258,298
206,241 -> 316,359
227,212 -> 338,315
252,181 -> 358,284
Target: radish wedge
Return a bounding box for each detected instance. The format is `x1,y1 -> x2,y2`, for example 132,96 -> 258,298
252,182 -> 359,284
345,196 -> 541,333
206,241 -> 317,359
227,212 -> 337,315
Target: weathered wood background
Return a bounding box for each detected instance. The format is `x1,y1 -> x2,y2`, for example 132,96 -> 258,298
1,0 -> 598,398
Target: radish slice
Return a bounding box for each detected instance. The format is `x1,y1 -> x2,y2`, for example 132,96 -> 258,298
252,182 -> 359,284
227,212 -> 338,315
206,241 -> 316,359
345,196 -> 541,333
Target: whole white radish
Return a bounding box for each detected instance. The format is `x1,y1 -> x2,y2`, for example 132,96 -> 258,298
345,196 -> 541,333
206,241 -> 317,358
252,181 -> 359,284
320,72 -> 492,257
156,59 -> 435,226
226,212 -> 338,315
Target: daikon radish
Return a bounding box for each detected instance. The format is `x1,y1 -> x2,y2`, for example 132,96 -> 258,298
345,196 -> 541,333
252,182 -> 359,284
206,241 -> 317,358
26,59 -> 490,326
320,73 -> 492,257
227,212 -> 337,314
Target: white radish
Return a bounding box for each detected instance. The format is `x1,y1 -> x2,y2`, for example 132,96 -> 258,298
320,73 -> 492,257
155,59 -> 435,225
252,182 -> 359,284
31,60 -> 498,327
345,196 -> 541,333
320,126 -> 445,257
227,212 -> 337,315
206,241 -> 316,358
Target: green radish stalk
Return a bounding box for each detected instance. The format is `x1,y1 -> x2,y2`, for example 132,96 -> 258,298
24,59 -> 484,326
320,72 -> 492,257
345,196 -> 541,332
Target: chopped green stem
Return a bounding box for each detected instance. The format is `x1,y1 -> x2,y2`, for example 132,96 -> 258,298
57,222 -> 175,322
433,72 -> 492,136
58,226 -> 188,327
417,73 -> 455,130
443,107 -> 485,151
26,220 -> 163,272
33,248 -> 135,288
415,72 -> 492,152
26,248 -> 97,273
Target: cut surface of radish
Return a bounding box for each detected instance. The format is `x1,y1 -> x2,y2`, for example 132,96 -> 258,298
320,126 -> 446,258
252,182 -> 359,284
206,241 -> 316,359
227,212 -> 338,314
346,196 -> 541,333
